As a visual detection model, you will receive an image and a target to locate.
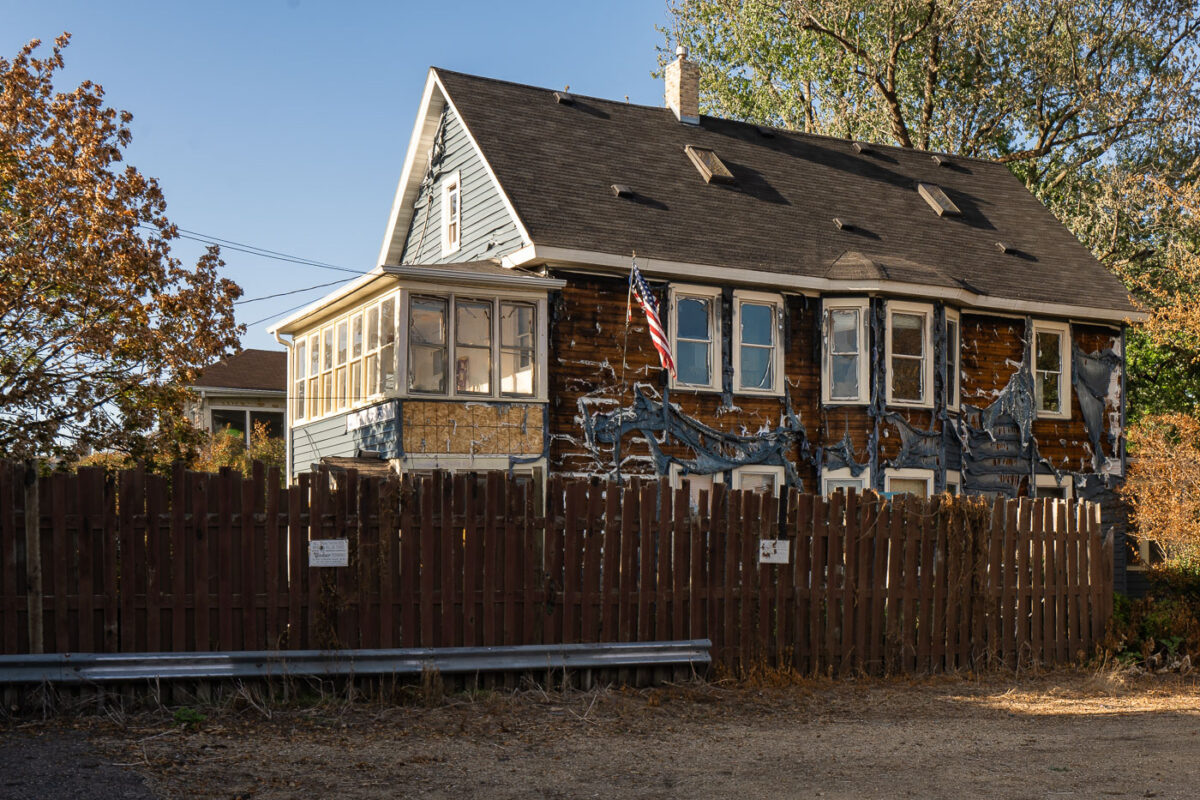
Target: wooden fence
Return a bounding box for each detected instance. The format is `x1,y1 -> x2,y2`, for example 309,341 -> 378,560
0,462 -> 1113,675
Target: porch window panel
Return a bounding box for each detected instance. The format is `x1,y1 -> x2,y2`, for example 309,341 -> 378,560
380,297 -> 397,392
409,297 -> 447,394
500,301 -> 535,396
455,300 -> 492,395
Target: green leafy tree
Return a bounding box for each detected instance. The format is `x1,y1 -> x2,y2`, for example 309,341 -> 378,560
1,35 -> 242,461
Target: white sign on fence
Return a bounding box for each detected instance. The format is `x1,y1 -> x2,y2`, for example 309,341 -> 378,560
758,539 -> 790,565
309,539 -> 349,567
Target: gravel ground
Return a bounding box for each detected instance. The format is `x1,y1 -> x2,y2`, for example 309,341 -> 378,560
3,669 -> 1199,799
0,728 -> 153,800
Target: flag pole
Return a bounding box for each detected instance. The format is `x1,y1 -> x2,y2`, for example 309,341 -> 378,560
621,250 -> 635,387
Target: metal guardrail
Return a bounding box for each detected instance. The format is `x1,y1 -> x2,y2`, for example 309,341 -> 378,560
0,640 -> 711,684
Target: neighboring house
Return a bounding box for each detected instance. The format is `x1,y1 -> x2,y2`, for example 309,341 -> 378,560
186,349 -> 287,445
270,51 -> 1144,588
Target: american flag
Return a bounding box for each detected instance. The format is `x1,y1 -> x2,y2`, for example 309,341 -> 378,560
628,260 -> 676,377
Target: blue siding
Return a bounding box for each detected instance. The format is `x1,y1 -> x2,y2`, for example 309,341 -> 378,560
291,401 -> 401,474
399,106 -> 524,264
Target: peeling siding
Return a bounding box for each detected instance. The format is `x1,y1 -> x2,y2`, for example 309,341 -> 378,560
398,106 -> 524,265
290,401 -> 402,475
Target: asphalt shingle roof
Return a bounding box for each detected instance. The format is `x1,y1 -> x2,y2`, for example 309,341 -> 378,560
191,349 -> 286,392
435,69 -> 1136,314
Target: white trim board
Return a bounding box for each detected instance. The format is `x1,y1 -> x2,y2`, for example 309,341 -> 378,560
506,245 -> 1145,325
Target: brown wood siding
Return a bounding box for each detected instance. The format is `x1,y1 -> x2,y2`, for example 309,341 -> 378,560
550,280 -> 1119,488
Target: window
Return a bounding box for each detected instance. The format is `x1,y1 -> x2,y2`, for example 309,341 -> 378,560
334,320 -> 348,410
210,408 -> 284,446
886,301 -> 934,408
668,463 -> 723,510
1034,473 -> 1072,500
293,339 -> 306,420
409,294 -> 539,400
409,297 -> 448,393
733,290 -> 783,395
946,309 -> 960,411
306,332 -> 319,418
885,469 -> 933,498
669,285 -> 721,392
321,327 -> 334,415
500,301 -> 536,395
440,172 -> 461,255
822,466 -> 869,496
350,313 -> 363,405
945,471 -> 962,496
822,298 -> 870,405
731,465 -> 784,497
1032,320 -> 1071,419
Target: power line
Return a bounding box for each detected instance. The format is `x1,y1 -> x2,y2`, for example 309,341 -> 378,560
235,278 -> 351,305
245,298 -> 321,328
139,223 -> 368,276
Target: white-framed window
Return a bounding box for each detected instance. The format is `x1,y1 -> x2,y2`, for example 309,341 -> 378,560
1033,472 -> 1073,500
822,466 -> 870,496
886,301 -> 934,408
668,463 -> 724,509
945,308 -> 961,411
885,468 -> 933,498
732,290 -> 784,396
440,171 -> 461,256
821,298 -> 870,405
1031,320 -> 1072,419
210,407 -> 285,446
730,465 -> 785,497
293,293 -> 399,423
407,293 -> 540,400
669,285 -> 722,392
945,470 -> 962,496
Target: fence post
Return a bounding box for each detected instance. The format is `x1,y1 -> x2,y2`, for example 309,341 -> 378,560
22,462 -> 43,655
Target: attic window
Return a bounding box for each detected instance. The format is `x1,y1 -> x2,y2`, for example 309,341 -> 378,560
611,184 -> 634,198
917,182 -> 960,217
684,145 -> 735,185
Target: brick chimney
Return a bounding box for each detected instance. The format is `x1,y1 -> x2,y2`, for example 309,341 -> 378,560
664,45 -> 699,125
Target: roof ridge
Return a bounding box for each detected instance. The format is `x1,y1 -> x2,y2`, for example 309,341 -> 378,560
432,67 -> 1011,171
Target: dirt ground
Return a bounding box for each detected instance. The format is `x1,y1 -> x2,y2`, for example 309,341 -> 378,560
4,669 -> 1200,799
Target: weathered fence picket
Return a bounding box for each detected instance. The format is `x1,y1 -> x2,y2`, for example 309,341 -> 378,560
0,464 -> 1114,676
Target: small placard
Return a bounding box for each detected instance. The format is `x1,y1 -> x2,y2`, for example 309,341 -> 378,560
758,539 -> 790,565
309,539 -> 349,567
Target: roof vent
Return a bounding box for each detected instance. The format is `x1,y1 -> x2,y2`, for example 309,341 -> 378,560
611,184 -> 634,198
553,90 -> 574,105
755,125 -> 776,138
917,182 -> 961,217
931,154 -> 952,167
833,217 -> 854,231
852,141 -> 875,155
996,241 -> 1013,254
684,145 -> 735,185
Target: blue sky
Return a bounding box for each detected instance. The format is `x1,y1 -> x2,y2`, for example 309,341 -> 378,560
3,1 -> 675,351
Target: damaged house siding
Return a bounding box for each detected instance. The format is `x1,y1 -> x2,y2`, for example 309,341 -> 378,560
399,105 -> 524,265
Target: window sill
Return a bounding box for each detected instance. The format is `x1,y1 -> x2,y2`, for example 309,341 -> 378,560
887,399 -> 934,410
1034,411 -> 1072,421
822,398 -> 870,407
733,387 -> 785,398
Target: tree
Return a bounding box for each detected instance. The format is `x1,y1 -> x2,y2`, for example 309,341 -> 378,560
0,35 -> 242,461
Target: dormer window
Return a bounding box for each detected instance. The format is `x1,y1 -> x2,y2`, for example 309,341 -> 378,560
440,172 -> 461,256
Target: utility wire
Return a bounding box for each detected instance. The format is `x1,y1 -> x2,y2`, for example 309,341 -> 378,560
245,298 -> 321,328
235,278 -> 351,305
138,223 -> 368,275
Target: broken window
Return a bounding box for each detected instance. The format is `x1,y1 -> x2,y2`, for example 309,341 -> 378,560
1032,320 -> 1071,418
822,298 -> 870,405
670,285 -> 721,391
409,297 -> 448,393
734,291 -> 783,395
1034,473 -> 1072,500
455,300 -> 492,395
887,302 -> 933,407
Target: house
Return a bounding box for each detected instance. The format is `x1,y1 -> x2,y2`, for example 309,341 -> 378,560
269,51 -> 1142,586
186,349 -> 288,445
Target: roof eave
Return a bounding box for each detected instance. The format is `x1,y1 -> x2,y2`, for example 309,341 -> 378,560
509,245 -> 1145,325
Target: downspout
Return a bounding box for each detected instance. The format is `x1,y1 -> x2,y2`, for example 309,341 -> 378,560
273,328 -> 294,485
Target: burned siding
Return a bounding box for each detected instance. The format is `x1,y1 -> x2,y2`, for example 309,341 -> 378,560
554,274 -> 1124,506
